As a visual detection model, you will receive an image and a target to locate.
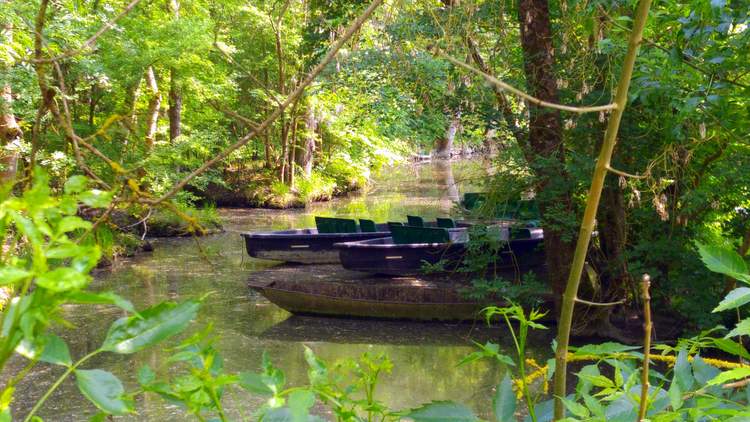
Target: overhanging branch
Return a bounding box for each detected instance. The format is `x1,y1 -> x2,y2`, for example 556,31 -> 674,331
437,51 -> 618,114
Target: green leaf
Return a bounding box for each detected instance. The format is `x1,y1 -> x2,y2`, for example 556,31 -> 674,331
89,412 -> 108,422
405,401 -> 479,422
493,373 -> 515,422
75,369 -> 133,415
0,267 -> 31,285
35,268 -> 89,292
67,291 -> 136,314
261,407 -> 326,422
78,189 -> 113,208
40,334 -> 72,366
668,381 -> 682,411
560,397 -> 589,419
726,318 -> 750,338
64,176 -> 88,194
288,390 -> 315,422
16,334 -> 73,366
691,356 -> 720,385
56,216 -> 92,234
572,342 -> 640,357
238,372 -> 274,396
137,365 -> 156,385
45,244 -> 85,259
101,300 -> 199,354
696,242 -> 750,283
303,346 -> 327,386
672,348 -> 693,392
707,367 -> 750,386
712,338 -> 750,359
713,287 -> 750,312
582,392 -> 605,418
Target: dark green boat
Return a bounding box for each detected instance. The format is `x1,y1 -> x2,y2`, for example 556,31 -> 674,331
241,216 -> 468,264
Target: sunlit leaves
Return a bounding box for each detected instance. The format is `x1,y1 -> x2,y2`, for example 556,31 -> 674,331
75,369 -> 134,415
101,300 -> 200,354
493,373 -> 516,422
405,401 -> 479,422
713,287 -> 750,312
696,242 -> 750,284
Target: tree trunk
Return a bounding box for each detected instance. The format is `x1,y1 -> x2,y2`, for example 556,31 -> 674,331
433,159 -> 460,202
1,13 -> 21,184
167,0 -> 181,141
433,109 -> 460,159
145,66 -> 161,149
168,67 -> 182,141
298,104 -> 317,178
517,0 -> 574,310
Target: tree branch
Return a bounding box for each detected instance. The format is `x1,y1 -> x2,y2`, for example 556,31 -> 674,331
32,0 -> 144,63
437,51 -> 618,114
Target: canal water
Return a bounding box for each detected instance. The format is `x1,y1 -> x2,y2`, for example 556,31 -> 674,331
14,159 -> 554,421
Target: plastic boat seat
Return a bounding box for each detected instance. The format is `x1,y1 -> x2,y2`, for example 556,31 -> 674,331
436,217 -> 456,228
391,225 -> 450,245
315,216 -> 358,234
387,222 -> 403,231
359,219 -> 377,233
406,215 -> 425,227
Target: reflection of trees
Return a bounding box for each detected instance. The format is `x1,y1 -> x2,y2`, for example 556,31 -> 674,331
432,159 -> 460,203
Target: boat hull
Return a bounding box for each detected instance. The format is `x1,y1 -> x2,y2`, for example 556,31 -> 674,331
242,221 -> 473,264
241,225 -> 393,264
248,265 -> 485,321
336,229 -> 546,276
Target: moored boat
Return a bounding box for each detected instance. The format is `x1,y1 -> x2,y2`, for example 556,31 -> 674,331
241,216 -> 469,264
247,264 -> 486,321
335,224 -> 545,276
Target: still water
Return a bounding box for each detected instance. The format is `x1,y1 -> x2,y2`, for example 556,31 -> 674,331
15,159 -> 554,421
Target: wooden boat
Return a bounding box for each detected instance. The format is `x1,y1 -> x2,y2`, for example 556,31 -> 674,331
335,225 -> 545,276
242,216 -> 468,264
247,264 -> 487,321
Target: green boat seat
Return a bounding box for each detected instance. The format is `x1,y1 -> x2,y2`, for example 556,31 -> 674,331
359,219 -> 377,233
387,222 -> 403,231
510,227 -> 532,239
391,225 -> 450,245
436,217 -> 456,228
315,216 -> 358,234
406,215 -> 425,227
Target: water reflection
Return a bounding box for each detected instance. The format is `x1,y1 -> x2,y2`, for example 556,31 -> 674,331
13,160 -> 553,421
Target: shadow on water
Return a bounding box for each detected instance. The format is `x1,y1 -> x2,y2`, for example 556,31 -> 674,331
13,159 -> 554,421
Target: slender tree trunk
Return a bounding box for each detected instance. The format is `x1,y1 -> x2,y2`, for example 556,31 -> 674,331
168,68 -> 182,141
433,109 -> 461,159
88,84 -> 98,127
299,103 -> 317,178
145,66 -> 161,149
1,12 -> 21,184
167,0 -> 181,141
517,0 -> 574,310
289,117 -> 298,189
273,18 -> 288,182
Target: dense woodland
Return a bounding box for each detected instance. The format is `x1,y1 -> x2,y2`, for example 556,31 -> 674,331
1,0 -> 750,420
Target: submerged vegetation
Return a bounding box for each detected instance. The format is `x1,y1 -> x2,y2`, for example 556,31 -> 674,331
1,0 -> 749,420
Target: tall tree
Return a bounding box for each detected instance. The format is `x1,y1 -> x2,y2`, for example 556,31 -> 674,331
145,66 -> 162,148
168,0 -> 182,141
516,0 -> 574,308
0,3 -> 21,183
